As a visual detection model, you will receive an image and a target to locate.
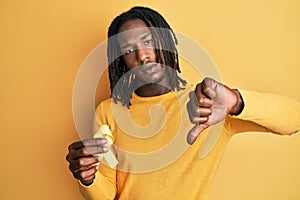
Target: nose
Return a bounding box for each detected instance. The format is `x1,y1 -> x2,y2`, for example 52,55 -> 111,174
136,47 -> 149,63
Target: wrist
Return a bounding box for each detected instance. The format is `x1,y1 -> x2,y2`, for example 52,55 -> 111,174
229,89 -> 244,115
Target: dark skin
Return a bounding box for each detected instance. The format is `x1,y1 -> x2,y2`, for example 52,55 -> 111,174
187,77 -> 244,144
66,19 -> 244,186
117,19 -> 171,97
66,138 -> 108,185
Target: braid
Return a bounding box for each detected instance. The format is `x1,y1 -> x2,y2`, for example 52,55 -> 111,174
107,6 -> 187,107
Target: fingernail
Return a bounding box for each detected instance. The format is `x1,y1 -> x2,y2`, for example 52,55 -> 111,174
103,147 -> 108,152
97,156 -> 103,162
191,138 -> 196,145
187,136 -> 195,145
102,138 -> 107,144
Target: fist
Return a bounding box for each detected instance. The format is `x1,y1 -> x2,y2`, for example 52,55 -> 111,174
66,138 -> 109,186
187,77 -> 244,144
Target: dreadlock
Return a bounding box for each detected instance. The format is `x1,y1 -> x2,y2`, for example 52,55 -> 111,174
107,6 -> 187,107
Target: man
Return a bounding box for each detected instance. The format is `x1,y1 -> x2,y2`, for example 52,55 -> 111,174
66,6 -> 300,199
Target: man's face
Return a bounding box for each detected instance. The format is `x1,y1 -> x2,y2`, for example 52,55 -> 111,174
117,19 -> 167,85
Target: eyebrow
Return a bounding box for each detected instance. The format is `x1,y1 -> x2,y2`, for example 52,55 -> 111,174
119,32 -> 152,50
120,43 -> 131,50
140,32 -> 151,41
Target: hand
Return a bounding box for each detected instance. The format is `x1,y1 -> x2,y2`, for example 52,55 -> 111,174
187,77 -> 244,144
66,138 -> 108,186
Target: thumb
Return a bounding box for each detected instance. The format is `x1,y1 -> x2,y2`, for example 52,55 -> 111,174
187,123 -> 209,145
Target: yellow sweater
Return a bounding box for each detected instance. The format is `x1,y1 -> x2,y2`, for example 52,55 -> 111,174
79,84 -> 300,200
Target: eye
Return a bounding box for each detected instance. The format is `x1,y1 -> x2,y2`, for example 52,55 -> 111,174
144,39 -> 153,46
124,48 -> 134,55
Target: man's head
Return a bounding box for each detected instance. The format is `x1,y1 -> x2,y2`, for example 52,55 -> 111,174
107,6 -> 186,106
117,18 -> 168,88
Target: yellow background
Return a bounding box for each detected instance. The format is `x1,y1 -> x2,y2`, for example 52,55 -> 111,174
1,0 -> 300,199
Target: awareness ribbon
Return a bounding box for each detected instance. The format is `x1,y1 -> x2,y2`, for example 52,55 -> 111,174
93,125 -> 118,168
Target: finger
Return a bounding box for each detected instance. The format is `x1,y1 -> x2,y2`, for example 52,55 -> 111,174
80,174 -> 97,186
187,101 -> 199,118
198,97 -> 212,108
68,138 -> 107,152
67,138 -> 107,161
67,145 -> 108,161
187,101 -> 212,124
82,138 -> 107,147
194,84 -> 208,103
187,96 -> 199,121
203,87 -> 216,99
188,101 -> 211,116
201,77 -> 217,99
189,91 -> 199,108
79,145 -> 108,157
190,116 -> 209,125
69,156 -> 99,172
73,165 -> 98,181
187,101 -> 204,124
68,141 -> 84,151
198,107 -> 212,117
187,124 -> 209,145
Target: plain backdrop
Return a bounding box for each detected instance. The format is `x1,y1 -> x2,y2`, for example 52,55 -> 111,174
1,0 -> 300,199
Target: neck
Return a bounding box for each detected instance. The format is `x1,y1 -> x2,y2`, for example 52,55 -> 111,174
135,83 -> 171,97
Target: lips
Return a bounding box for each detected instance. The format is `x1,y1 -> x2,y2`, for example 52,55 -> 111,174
140,63 -> 157,73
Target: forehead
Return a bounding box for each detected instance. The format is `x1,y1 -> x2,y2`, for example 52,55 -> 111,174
117,19 -> 151,44
118,18 -> 148,32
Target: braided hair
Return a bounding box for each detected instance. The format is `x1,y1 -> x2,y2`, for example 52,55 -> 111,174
107,6 -> 187,107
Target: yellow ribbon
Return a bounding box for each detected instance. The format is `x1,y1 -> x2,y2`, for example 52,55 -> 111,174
93,125 -> 118,168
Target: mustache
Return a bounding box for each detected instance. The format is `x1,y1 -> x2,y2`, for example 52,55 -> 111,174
140,63 -> 157,72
